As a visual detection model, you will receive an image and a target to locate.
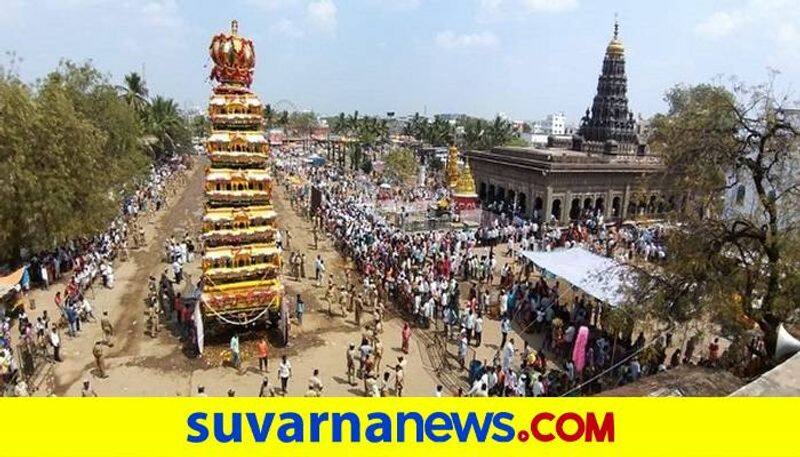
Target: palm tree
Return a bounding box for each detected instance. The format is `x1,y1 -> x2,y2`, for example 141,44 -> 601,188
330,112 -> 347,135
463,117 -> 487,150
403,112 -> 426,140
346,110 -> 360,134
145,96 -> 183,159
278,110 -> 289,128
425,116 -> 454,147
118,72 -> 149,115
487,115 -> 514,148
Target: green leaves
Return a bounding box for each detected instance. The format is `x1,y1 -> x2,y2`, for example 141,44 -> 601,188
0,62 -> 153,260
383,148 -> 418,185
144,95 -> 190,159
403,114 -> 517,150
632,81 -> 800,351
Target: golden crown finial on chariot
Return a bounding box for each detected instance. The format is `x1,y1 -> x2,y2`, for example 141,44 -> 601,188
209,19 -> 255,87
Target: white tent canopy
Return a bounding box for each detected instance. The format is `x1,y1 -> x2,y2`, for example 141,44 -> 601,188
520,247 -> 629,308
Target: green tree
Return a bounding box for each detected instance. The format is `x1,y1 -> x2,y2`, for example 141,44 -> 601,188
117,71 -> 149,115
384,148 -> 419,184
462,117 -> 487,150
0,61 -> 150,260
486,115 -> 514,148
422,115 -> 454,147
504,136 -> 529,147
144,95 -> 190,159
191,114 -> 210,138
287,111 -> 317,136
630,79 -> 800,358
263,104 -> 277,129
402,112 -> 427,140
329,112 -> 347,135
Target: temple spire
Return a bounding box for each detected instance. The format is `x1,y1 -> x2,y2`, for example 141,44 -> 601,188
575,18 -> 638,153
231,19 -> 239,36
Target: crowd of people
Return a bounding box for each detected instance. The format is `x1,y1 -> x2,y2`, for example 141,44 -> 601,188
0,157 -> 191,396
274,148 -> 696,397
476,211 -> 667,265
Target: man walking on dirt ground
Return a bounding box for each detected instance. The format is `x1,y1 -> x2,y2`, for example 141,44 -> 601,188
101,311 -> 114,347
346,343 -> 358,386
93,341 -> 108,378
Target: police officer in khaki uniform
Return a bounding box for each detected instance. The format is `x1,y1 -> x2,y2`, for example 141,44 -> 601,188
100,311 -> 114,347
339,287 -> 349,318
373,336 -> 384,373
93,341 -> 108,378
346,343 -> 358,386
354,294 -> 364,326
147,306 -> 160,337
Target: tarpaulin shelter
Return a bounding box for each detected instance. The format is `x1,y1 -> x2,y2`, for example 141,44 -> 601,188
0,267 -> 27,315
519,247 -> 629,308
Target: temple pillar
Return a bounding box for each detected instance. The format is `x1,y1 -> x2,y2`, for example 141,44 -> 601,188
563,190 -> 572,225
622,184 -> 631,219
605,189 -> 613,219
544,186 -> 553,222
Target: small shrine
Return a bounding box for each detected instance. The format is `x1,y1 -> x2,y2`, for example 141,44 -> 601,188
445,145 -> 460,188
452,160 -> 480,210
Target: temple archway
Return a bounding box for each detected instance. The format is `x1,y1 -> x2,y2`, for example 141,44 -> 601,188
595,197 -> 604,214
612,196 -> 621,217
570,198 -> 581,220
583,197 -> 593,210
497,187 -> 506,204
551,199 -> 562,221
534,197 -> 544,221
518,192 -> 527,215
628,198 -> 637,217
479,182 -> 487,201
488,184 -> 496,203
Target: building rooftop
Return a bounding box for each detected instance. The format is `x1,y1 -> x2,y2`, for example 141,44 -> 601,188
467,145 -> 663,174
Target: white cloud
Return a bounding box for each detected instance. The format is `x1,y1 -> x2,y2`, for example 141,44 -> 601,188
137,0 -> 181,29
477,0 -> 577,20
694,11 -> 745,39
695,0 -> 800,54
478,0 -> 502,13
270,18 -> 304,39
307,0 -> 337,32
245,0 -> 299,10
370,0 -> 421,9
519,0 -> 577,13
435,30 -> 499,50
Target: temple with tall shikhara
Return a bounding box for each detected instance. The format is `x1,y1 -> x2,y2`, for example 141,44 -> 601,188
201,20 -> 287,343
467,19 -> 679,225
574,20 -> 642,154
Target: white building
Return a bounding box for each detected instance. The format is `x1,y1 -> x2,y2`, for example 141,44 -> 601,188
544,112 -> 567,135
529,113 -> 567,136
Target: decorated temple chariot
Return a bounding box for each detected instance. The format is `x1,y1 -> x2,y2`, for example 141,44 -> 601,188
200,20 -> 287,344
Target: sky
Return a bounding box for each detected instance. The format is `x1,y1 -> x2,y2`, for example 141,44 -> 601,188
2,0 -> 800,122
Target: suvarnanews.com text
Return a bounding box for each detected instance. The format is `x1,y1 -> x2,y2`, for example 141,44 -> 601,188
187,410 -> 615,444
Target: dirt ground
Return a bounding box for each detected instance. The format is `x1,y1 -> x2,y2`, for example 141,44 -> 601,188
16,158 -> 536,397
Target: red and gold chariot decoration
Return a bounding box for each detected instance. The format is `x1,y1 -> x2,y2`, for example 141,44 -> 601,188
201,20 -> 284,327
209,20 -> 255,88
